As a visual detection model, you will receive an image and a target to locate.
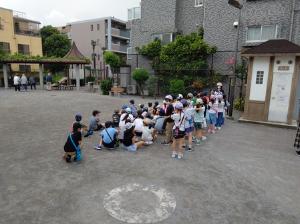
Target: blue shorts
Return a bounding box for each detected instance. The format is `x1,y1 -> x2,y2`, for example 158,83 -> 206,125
123,144 -> 137,152
185,127 -> 194,134
207,113 -> 217,125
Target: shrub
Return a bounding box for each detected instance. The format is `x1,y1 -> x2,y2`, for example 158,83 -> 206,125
234,97 -> 245,111
86,76 -> 95,83
169,79 -> 185,95
52,74 -> 64,83
101,79 -> 113,95
132,68 -> 150,96
147,75 -> 158,96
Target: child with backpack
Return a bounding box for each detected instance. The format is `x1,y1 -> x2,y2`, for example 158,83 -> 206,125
63,123 -> 83,163
95,121 -> 118,150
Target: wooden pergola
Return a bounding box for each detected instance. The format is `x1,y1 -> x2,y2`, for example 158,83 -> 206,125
0,42 -> 89,91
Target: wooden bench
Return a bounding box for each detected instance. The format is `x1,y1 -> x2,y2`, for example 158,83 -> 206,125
109,87 -> 125,97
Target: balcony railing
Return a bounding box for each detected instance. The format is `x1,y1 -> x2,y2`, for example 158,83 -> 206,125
111,28 -> 130,39
111,44 -> 128,53
15,28 -> 40,37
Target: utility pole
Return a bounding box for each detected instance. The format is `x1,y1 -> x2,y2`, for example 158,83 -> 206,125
228,0 -> 243,117
91,40 -> 97,78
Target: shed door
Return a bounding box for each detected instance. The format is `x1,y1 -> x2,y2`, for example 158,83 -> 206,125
268,56 -> 295,123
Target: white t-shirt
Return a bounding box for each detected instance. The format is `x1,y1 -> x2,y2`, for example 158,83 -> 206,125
142,126 -> 154,143
119,113 -> 134,127
184,107 -> 195,129
217,100 -> 225,113
171,112 -> 185,131
13,76 -> 20,85
134,118 -> 144,133
194,106 -> 205,122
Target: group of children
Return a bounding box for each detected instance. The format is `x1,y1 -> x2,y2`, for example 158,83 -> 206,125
63,82 -> 229,162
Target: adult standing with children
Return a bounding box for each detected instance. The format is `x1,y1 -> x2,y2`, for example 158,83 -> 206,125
20,74 -> 28,91
13,74 -> 20,91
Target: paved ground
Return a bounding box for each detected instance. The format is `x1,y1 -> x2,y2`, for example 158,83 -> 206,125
0,89 -> 299,224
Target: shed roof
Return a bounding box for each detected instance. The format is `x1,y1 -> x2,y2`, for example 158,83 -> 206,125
242,39 -> 300,55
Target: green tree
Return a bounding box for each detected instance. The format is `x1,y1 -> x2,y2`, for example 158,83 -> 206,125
40,26 -> 60,54
169,79 -> 185,95
104,51 -> 122,85
137,29 -> 217,94
43,34 -> 71,57
235,59 -> 248,98
104,51 -> 121,72
132,68 -> 150,96
40,26 -> 71,74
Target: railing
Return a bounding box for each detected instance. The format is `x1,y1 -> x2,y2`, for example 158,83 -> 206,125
15,29 -> 40,37
111,28 -> 130,39
111,44 -> 128,53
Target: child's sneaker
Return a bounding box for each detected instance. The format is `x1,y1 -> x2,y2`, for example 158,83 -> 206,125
192,136 -> 196,142
187,147 -> 194,152
212,130 -> 216,134
201,136 -> 207,141
177,153 -> 183,159
196,139 -> 201,145
171,151 -> 177,158
94,145 -> 102,150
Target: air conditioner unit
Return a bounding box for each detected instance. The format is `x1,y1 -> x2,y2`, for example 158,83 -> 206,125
127,85 -> 137,94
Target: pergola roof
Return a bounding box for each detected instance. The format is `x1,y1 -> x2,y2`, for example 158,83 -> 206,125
0,42 -> 89,65
242,39 -> 300,56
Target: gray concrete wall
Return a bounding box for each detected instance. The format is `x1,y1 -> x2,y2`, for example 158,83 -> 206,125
202,0 -> 296,74
292,1 -> 300,45
176,0 -> 204,35
140,0 -> 177,34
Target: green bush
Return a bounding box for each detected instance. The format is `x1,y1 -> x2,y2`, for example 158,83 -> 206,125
52,74 -> 64,83
234,97 -> 245,111
132,68 -> 150,95
101,79 -> 113,95
169,79 -> 185,95
86,76 -> 95,83
104,51 -> 121,71
147,75 -> 158,96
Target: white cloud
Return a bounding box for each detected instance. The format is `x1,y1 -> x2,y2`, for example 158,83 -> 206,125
0,0 -> 141,26
44,9 -> 77,26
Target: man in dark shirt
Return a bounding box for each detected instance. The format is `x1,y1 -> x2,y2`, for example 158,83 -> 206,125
161,95 -> 174,145
64,123 -> 82,162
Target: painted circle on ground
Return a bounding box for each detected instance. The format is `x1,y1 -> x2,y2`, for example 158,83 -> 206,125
103,183 -> 176,223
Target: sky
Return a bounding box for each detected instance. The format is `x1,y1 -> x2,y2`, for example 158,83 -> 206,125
1,0 -> 141,26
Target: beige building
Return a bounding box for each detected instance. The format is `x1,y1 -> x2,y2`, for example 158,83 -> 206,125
0,7 -> 42,86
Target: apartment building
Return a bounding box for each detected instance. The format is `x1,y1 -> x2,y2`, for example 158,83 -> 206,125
127,0 -> 300,74
62,17 -> 130,76
0,7 -> 43,86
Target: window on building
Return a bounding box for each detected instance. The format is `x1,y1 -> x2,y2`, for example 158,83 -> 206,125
151,33 -> 173,45
247,25 -> 278,42
18,44 -> 30,55
127,47 -> 133,60
91,24 -> 94,31
0,42 -> 10,53
97,24 -> 100,31
195,0 -> 203,7
128,7 -> 141,20
0,17 -> 3,30
256,71 -> 264,84
19,65 -> 31,72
